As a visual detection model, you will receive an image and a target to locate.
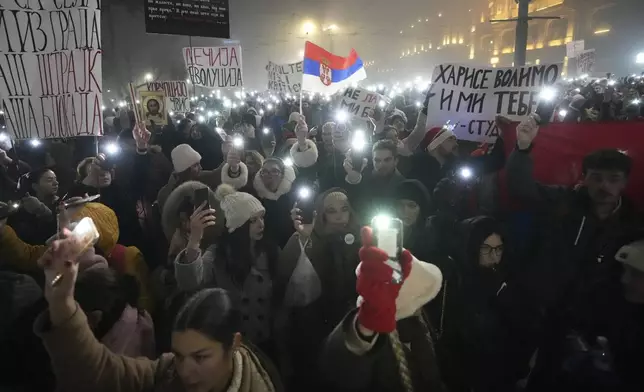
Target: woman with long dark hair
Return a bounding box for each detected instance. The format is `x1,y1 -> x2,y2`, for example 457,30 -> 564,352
174,184 -> 281,357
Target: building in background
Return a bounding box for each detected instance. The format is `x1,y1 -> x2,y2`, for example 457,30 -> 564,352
387,0 -> 644,82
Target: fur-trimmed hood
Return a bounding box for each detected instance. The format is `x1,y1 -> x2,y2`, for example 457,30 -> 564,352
253,165 -> 296,201
290,140 -> 319,169
161,181 -> 225,242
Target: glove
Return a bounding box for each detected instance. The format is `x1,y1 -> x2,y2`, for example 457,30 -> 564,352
356,226 -> 413,333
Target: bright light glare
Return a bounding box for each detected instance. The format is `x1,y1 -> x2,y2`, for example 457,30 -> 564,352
352,130 -> 366,151
459,167 -> 473,179
378,100 -> 386,108
539,87 -> 557,102
267,104 -> 274,110
198,115 -> 206,123
169,111 -> 174,116
283,157 -> 293,167
335,110 -> 349,123
298,187 -> 311,199
263,128 -> 270,134
415,101 -> 421,108
558,109 -> 568,118
233,136 -> 244,148
30,139 -> 41,147
104,142 -> 120,155
259,109 -> 265,115
11,202 -> 19,209
302,21 -> 316,35
0,133 -> 9,142
144,73 -> 153,81
608,80 -> 616,86
633,99 -> 642,105
373,215 -> 392,230
636,52 -> 644,64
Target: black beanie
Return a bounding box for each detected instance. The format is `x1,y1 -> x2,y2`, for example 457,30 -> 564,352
394,179 -> 432,218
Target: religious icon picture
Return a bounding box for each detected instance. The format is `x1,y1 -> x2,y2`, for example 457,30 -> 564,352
140,91 -> 168,126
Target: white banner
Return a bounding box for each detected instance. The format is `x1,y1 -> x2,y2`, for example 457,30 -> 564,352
576,49 -> 596,75
426,63 -> 562,143
183,46 -> 243,88
338,87 -> 385,120
266,61 -> 302,94
0,0 -> 103,139
566,40 -> 585,58
141,81 -> 190,113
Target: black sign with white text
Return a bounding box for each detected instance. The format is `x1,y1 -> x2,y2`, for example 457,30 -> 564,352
144,0 -> 230,38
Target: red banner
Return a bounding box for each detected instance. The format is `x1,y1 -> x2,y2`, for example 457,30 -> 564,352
500,120 -> 644,210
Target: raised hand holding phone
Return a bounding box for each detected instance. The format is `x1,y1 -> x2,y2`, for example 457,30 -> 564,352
187,201 -> 217,249
516,115 -> 539,150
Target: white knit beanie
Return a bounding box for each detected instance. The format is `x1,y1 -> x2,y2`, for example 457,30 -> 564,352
215,184 -> 265,232
171,144 -> 202,173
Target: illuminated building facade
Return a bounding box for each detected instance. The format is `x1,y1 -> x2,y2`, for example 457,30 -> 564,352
385,0 -> 644,81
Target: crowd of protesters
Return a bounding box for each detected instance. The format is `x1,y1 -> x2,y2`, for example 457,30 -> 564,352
0,73 -> 643,392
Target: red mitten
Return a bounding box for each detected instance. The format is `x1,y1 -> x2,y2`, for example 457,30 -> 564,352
356,226 -> 413,333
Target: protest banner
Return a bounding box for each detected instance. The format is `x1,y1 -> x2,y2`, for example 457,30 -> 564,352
141,81 -> 190,113
425,63 -> 562,143
566,40 -> 585,58
338,87 -> 385,120
140,91 -> 168,126
576,49 -> 596,75
183,46 -> 243,88
144,0 -> 230,39
266,61 -> 303,94
0,0 -> 103,140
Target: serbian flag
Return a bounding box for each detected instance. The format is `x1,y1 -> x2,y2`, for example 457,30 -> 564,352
301,41 -> 367,94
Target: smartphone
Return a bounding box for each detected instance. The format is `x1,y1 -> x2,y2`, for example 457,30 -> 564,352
351,131 -> 367,170
534,88 -> 558,126
62,194 -> 100,209
296,186 -> 316,224
194,188 -> 210,211
51,217 -> 100,287
371,216 -> 404,284
0,201 -> 20,220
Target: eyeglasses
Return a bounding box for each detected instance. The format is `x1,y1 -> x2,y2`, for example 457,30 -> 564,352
480,244 -> 504,256
260,169 -> 282,177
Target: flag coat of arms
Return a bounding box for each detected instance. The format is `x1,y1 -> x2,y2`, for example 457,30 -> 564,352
301,41 -> 367,94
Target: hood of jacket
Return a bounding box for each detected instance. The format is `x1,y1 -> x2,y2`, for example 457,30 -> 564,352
253,164 -> 296,201
161,181 -> 224,242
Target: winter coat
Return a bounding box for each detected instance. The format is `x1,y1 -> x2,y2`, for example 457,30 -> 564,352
252,165 -> 297,249
274,187 -> 362,390
0,203 -> 154,313
507,148 -> 643,390
173,245 -> 280,345
7,199 -> 58,245
344,170 -> 406,224
101,305 -> 156,359
320,309 -> 445,392
34,305 -> 284,392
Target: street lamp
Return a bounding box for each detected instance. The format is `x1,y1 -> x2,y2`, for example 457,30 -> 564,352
636,52 -> 644,65
302,21 -> 316,35
144,73 -> 153,81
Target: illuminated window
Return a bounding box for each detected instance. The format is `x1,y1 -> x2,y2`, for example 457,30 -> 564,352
421,44 -> 424,50
429,43 -> 433,49
459,37 -> 464,44
490,57 -> 499,65
536,59 -> 541,65
414,46 -> 417,53
469,46 -> 475,60
471,26 -> 476,33
452,36 -> 457,44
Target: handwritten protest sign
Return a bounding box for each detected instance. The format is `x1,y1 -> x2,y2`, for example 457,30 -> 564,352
266,61 -> 303,93
145,0 -> 230,39
576,49 -> 596,75
0,0 -> 103,139
566,40 -> 585,58
183,46 -> 243,88
338,87 -> 384,120
141,81 -> 190,113
426,63 -> 562,143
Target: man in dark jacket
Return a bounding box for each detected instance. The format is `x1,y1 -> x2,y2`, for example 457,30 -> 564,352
343,140 -> 405,223
507,115 -> 642,391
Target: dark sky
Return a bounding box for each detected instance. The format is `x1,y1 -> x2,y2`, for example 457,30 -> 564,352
101,0 -> 431,95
